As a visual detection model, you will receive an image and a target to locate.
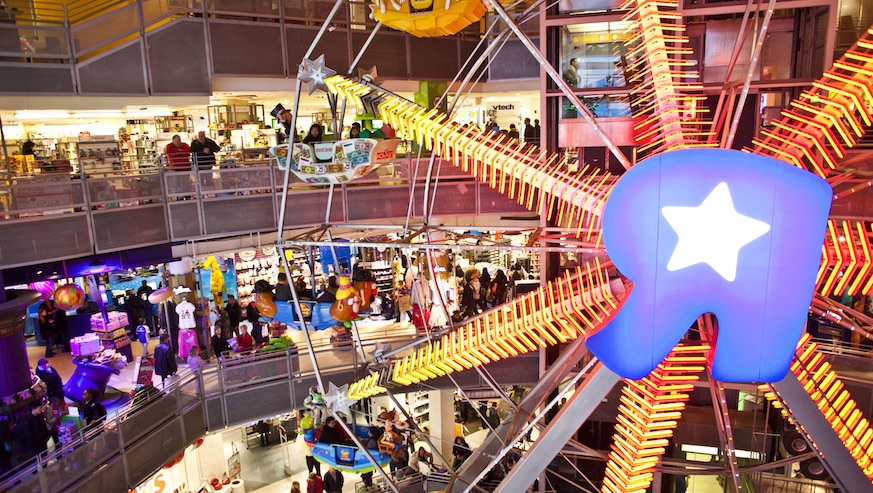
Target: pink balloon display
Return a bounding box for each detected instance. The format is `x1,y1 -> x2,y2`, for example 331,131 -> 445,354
54,284 -> 86,310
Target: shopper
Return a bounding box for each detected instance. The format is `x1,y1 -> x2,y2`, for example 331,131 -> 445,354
225,295 -> 242,337
275,272 -> 292,302
523,117 -> 536,145
236,322 -> 254,351
154,333 -> 177,386
211,325 -> 230,357
37,298 -> 56,358
191,131 -> 220,168
81,388 -> 107,429
290,480 -> 302,493
452,436 -> 470,468
318,416 -> 341,444
187,346 -> 204,395
410,446 -> 434,475
271,104 -> 296,143
304,445 -> 321,476
306,471 -> 323,493
35,358 -> 63,398
394,287 -> 412,322
45,392 -> 69,446
323,466 -> 343,493
492,269 -> 509,305
135,317 -> 150,357
165,135 -> 191,169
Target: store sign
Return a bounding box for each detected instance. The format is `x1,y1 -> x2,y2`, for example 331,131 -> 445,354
587,148 -> 832,383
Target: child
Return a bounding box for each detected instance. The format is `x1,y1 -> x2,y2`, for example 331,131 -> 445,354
187,346 -> 204,395
135,317 -> 150,357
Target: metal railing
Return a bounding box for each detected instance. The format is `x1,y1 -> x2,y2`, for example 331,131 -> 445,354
0,326 -> 540,493
0,151 -> 528,269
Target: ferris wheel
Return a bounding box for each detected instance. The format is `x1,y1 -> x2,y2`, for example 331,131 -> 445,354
273,1 -> 873,491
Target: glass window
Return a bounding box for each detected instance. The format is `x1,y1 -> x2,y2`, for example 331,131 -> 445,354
560,22 -> 630,89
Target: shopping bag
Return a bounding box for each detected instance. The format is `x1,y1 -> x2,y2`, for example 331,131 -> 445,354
412,304 -> 430,330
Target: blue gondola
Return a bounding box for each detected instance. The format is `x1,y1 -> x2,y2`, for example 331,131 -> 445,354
311,425 -> 392,473
270,301 -> 339,330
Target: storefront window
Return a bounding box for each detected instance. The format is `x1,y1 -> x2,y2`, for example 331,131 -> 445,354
560,22 -> 630,90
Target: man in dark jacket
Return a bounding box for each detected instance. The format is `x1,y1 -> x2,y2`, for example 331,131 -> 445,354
211,326 -> 230,357
154,333 -> 177,386
225,295 -> 242,337
323,466 -> 344,493
35,358 -> 64,397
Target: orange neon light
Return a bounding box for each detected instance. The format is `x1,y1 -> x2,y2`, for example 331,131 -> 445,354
602,345 -> 709,493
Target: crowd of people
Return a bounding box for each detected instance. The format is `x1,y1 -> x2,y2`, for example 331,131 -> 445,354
0,358 -> 107,475
457,264 -> 527,320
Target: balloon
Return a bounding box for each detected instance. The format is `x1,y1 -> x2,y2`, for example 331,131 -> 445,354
53,284 -> 85,310
30,281 -> 56,301
254,292 -> 277,317
300,414 -> 314,429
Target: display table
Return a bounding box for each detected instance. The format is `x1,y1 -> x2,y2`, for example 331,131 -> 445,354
63,360 -> 123,403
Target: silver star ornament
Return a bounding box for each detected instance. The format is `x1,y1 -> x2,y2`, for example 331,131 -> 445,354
323,381 -> 356,414
298,55 -> 337,95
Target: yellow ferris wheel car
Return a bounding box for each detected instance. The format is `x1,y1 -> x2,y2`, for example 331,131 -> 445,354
371,0 -> 487,37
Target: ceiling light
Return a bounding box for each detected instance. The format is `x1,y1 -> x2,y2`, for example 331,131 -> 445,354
71,111 -> 124,118
14,111 -> 70,120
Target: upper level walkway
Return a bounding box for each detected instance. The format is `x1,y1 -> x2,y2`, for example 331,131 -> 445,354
0,153 -> 532,270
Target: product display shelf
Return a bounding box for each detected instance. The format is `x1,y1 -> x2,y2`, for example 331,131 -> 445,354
404,391 -> 429,431
90,311 -> 132,355
234,248 -> 279,302
365,260 -> 394,293
78,135 -> 122,176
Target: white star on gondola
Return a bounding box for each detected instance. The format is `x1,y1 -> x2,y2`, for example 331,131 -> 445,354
298,55 -> 337,95
323,381 -> 355,416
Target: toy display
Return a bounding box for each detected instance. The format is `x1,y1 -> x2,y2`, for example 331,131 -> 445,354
329,277 -> 361,325
70,333 -> 101,356
202,256 -> 227,305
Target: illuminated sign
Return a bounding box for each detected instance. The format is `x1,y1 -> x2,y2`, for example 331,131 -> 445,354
588,148 -> 832,383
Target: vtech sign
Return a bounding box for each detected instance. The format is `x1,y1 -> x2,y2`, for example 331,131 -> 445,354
586,148 -> 832,383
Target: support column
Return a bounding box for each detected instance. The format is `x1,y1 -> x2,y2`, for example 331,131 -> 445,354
429,390 -> 457,462
0,290 -> 42,406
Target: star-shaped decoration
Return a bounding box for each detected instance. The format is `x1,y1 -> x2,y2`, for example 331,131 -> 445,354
370,341 -> 392,361
298,55 -> 337,96
323,381 -> 356,415
661,182 -> 771,282
356,66 -> 380,85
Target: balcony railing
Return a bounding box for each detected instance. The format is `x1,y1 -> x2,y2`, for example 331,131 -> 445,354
0,152 -> 530,269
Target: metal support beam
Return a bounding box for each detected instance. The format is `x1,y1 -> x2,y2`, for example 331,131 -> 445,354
493,363 -> 621,493
770,373 -> 873,493
448,335 -> 595,491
